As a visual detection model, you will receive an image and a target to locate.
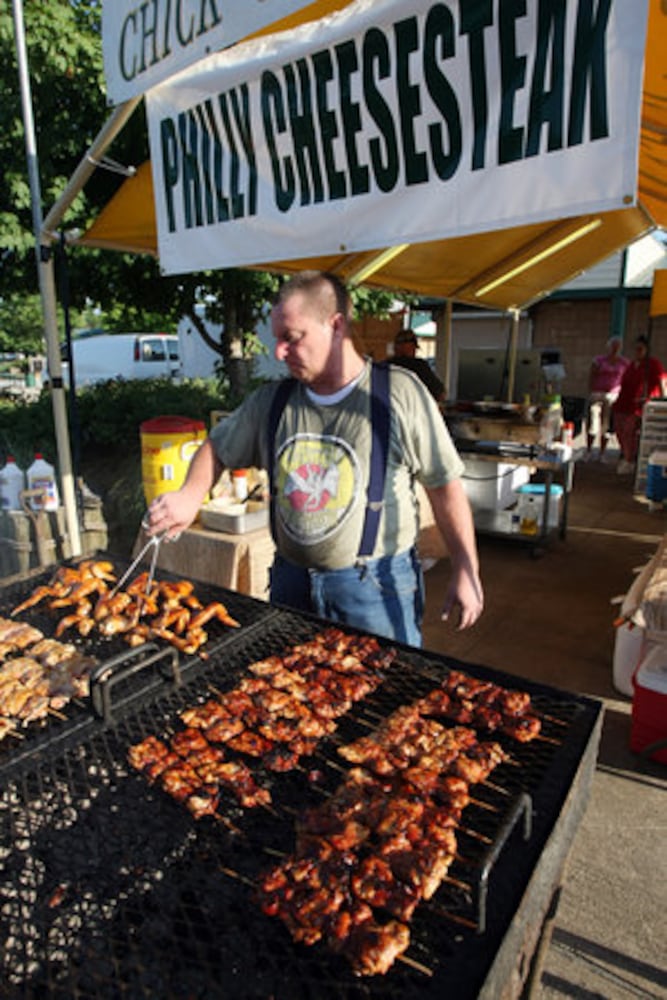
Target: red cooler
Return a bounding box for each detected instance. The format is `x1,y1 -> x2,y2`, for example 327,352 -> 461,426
631,644 -> 667,764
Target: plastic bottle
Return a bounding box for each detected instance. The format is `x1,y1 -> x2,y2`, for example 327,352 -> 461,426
27,453 -> 60,512
231,468 -> 248,501
519,494 -> 539,536
0,456 -> 25,510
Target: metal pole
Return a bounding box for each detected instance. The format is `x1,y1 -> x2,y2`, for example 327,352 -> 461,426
435,299 -> 454,400
507,309 -> 521,403
12,0 -> 81,555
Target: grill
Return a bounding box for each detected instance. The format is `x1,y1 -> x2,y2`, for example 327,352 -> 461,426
0,558 -> 602,999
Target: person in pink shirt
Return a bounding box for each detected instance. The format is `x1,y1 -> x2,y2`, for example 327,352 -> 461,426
612,335 -> 665,473
585,336 -> 629,460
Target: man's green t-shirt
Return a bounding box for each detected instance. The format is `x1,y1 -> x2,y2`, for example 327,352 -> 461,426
209,361 -> 463,570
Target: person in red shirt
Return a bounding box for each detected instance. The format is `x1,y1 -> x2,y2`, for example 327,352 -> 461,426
612,335 -> 665,473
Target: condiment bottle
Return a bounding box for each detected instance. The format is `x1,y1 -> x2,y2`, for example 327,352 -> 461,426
231,468 -> 248,502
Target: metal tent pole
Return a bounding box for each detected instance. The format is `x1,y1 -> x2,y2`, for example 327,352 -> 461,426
12,0 -> 142,559
507,309 -> 521,403
12,0 -> 81,555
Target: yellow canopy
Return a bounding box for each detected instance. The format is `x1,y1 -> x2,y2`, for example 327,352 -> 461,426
80,0 -> 667,311
650,269 -> 667,318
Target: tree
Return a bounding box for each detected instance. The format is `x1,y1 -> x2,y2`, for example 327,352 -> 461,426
1,2 -> 279,396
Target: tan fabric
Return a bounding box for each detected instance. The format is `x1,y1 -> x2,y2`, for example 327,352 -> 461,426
132,523 -> 275,600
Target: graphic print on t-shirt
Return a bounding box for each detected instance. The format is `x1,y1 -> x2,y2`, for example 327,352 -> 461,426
276,433 -> 361,545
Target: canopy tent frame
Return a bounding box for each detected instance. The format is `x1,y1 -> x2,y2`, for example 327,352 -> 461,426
20,0 -> 665,544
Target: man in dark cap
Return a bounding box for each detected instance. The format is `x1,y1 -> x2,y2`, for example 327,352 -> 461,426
389,330 -> 445,402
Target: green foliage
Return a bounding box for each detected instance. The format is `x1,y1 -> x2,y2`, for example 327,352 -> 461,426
0,1 -> 109,299
0,294 -> 49,354
0,377 -> 226,469
0,375 -> 238,555
351,286 -> 416,319
0,392 -> 57,469
73,377 -> 225,455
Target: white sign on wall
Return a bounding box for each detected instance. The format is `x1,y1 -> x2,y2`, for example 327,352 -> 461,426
145,0 -> 649,276
102,0 -> 324,105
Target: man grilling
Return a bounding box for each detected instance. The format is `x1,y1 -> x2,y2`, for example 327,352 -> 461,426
146,271 -> 482,646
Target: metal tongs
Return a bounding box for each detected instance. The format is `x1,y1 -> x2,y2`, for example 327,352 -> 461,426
108,516 -> 178,598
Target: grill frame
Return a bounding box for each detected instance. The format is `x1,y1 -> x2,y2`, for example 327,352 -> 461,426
0,563 -> 602,999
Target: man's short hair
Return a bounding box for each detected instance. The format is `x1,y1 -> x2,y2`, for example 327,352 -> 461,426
395,331 -> 418,347
274,271 -> 352,323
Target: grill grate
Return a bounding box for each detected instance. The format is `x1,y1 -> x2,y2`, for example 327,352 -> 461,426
0,591 -> 601,999
0,557 -> 276,775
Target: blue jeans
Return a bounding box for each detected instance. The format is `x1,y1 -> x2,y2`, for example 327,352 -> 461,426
270,549 -> 425,647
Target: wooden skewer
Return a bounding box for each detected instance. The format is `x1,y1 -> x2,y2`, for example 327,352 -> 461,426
481,779 -> 510,795
441,874 -> 471,892
397,954 -> 433,977
48,706 -> 68,721
539,711 -> 568,727
458,825 -> 492,845
535,733 -> 562,746
212,813 -> 244,837
468,796 -> 498,813
325,757 -> 347,774
429,904 -> 478,930
261,802 -> 281,819
263,845 -> 287,859
218,864 -> 255,888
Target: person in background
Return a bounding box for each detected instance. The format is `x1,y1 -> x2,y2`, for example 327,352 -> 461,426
389,330 -> 445,402
585,335 -> 629,461
612,334 -> 665,475
147,271 -> 483,646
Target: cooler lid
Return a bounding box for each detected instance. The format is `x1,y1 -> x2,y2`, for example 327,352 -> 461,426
516,483 -> 564,498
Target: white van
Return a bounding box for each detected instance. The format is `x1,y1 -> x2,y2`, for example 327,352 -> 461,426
61,333 -> 181,386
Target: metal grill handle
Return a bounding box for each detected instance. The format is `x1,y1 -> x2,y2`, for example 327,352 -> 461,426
89,643 -> 181,725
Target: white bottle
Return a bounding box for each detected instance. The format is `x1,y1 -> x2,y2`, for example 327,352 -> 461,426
0,456 -> 25,510
231,468 -> 248,502
27,453 -> 60,512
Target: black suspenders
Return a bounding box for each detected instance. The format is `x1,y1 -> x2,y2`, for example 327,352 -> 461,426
266,363 -> 391,559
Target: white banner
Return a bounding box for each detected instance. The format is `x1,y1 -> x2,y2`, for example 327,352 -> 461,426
145,0 -> 649,277
103,0 -> 323,105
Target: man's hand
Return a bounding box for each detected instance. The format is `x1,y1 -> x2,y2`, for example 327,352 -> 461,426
145,438 -> 221,539
441,561 -> 484,629
146,487 -> 201,539
425,479 -> 484,631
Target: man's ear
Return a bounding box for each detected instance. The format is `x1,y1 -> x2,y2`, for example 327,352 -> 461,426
330,312 -> 345,340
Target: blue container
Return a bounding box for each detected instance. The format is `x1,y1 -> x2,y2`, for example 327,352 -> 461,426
646,451 -> 667,502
